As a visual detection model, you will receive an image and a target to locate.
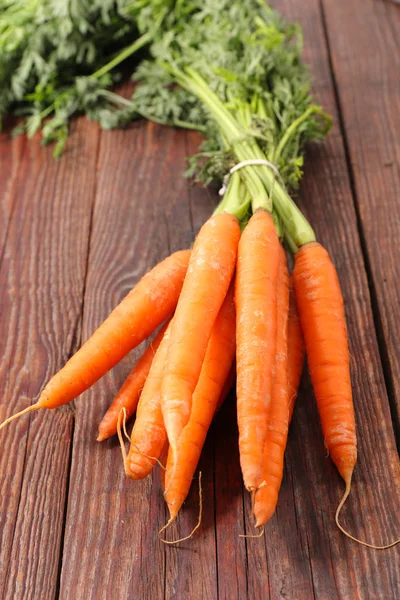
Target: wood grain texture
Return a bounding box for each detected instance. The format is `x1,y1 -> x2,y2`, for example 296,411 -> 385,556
320,0 -> 400,423
272,0 -> 400,597
0,118 -> 99,599
213,394 -> 248,600
0,132 -> 25,264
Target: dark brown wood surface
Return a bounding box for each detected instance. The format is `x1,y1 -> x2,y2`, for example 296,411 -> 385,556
0,119 -> 99,599
1,1 -> 399,599
320,0 -> 400,424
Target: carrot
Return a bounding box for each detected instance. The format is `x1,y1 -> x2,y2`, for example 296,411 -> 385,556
97,319 -> 170,442
294,242 -> 400,549
164,284 -> 236,522
253,245 -> 290,527
287,277 -> 305,422
125,321 -> 172,480
235,210 -> 280,491
160,442 -> 169,493
0,250 -> 190,431
293,242 -> 357,485
161,213 -> 240,458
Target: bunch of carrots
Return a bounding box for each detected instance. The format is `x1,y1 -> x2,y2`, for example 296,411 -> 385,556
1,199 -> 376,543
1,174 -> 399,548
1,0 -> 399,550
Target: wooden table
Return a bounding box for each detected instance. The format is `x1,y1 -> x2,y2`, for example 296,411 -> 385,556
1,1 -> 400,598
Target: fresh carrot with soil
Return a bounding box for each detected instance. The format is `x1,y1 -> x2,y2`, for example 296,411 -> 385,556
164,283 -> 236,522
235,210 -> 280,491
254,245 -> 290,527
0,251 -> 189,432
125,321 -> 173,480
287,278 -> 305,422
161,213 -> 240,460
97,319 -> 171,442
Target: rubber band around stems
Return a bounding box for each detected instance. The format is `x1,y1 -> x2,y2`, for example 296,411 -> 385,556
218,159 -> 281,196
218,158 -> 298,252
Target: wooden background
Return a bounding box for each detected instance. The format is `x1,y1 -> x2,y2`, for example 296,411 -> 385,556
1,0 -> 400,598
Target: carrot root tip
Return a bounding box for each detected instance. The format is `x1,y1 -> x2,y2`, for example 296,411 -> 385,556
239,527 -> 265,539
117,408 -> 130,476
255,519 -> 264,529
159,472 -> 203,545
0,403 -> 40,432
335,475 -> 400,550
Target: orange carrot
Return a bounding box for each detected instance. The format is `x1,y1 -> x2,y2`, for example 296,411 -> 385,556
287,278 -> 305,422
125,321 -> 172,480
0,250 -> 190,431
235,210 -> 280,491
254,245 -> 290,527
293,243 -> 400,549
161,213 -> 240,458
292,242 -> 357,486
97,319 -> 170,442
164,284 -> 236,522
160,442 -> 169,493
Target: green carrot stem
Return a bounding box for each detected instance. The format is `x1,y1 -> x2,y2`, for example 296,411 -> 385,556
273,105 -> 332,165
213,172 -> 251,222
176,70 -> 272,211
169,67 -> 316,245
284,230 -> 298,254
91,32 -> 152,80
271,209 -> 282,239
178,69 -> 316,244
36,32 -> 152,124
213,171 -> 240,215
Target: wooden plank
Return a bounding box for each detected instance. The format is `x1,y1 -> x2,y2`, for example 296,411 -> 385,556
270,0 -> 400,596
0,131 -> 25,261
0,119 -> 99,599
320,0 -> 400,422
213,392 -> 249,600
58,123 -> 219,600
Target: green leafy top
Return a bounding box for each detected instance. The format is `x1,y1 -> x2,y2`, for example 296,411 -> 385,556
0,0 -> 145,154
130,0 -> 331,191
0,0 -> 331,202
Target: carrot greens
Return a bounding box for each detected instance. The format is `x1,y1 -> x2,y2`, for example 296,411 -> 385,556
129,0 -> 332,241
1,0 -> 331,188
